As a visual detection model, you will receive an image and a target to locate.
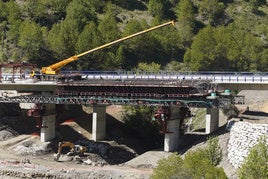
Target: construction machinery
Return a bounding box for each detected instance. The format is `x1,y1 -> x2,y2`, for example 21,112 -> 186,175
55,141 -> 87,161
31,20 -> 175,80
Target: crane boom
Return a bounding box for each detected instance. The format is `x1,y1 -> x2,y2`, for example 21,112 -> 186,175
40,20 -> 175,75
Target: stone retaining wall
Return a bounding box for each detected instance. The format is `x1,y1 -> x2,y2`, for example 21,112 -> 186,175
227,121 -> 268,168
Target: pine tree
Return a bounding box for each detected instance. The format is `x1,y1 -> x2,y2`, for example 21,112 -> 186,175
198,0 -> 224,25
175,0 -> 195,47
184,25 -> 217,71
148,0 -> 164,19
18,20 -> 47,63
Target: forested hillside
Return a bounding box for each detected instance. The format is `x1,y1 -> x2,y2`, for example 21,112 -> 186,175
0,0 -> 267,72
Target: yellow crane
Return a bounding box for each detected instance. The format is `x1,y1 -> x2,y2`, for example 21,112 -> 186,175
31,20 -> 175,78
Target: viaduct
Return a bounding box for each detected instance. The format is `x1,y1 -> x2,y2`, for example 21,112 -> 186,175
1,71 -> 266,152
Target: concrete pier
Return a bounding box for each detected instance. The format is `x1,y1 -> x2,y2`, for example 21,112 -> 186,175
205,108 -> 219,134
40,104 -> 56,142
92,105 -> 106,141
164,119 -> 181,152
164,106 -> 181,152
40,114 -> 56,142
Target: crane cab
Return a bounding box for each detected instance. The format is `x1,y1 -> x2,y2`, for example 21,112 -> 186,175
30,70 -> 56,81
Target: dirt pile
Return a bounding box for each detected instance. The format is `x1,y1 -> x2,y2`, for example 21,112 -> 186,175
56,139 -> 138,165
0,125 -> 18,141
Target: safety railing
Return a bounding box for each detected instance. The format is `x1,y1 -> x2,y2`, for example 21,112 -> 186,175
1,71 -> 268,84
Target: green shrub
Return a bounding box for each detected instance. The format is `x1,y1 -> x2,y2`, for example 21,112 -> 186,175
205,136 -> 222,166
239,136 -> 268,179
184,149 -> 227,179
151,153 -> 188,179
151,136 -> 227,179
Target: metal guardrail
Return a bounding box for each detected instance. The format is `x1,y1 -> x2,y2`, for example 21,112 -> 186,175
77,71 -> 268,84
1,71 -> 268,84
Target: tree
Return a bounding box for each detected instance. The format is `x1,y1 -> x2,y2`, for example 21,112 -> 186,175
259,49 -> 268,71
0,1 -> 7,21
75,21 -> 102,70
226,22 -> 263,71
184,25 -> 217,71
198,0 -> 225,25
137,62 -> 161,72
249,0 -> 267,11
121,19 -> 146,68
65,0 -> 97,32
48,0 -> 99,67
151,17 -> 183,62
122,19 -> 166,67
184,23 -> 264,72
175,0 -> 195,47
48,0 -> 72,20
18,20 -> 47,63
5,1 -> 21,23
96,4 -> 121,70
20,0 -> 49,25
205,136 -> 222,166
114,45 -> 126,69
183,149 -> 223,178
151,153 -> 188,179
48,19 -> 80,61
148,0 -> 164,18
239,136 -> 268,179
98,3 -> 120,43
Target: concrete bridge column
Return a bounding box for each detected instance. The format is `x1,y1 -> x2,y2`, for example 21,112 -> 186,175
92,105 -> 106,141
164,106 -> 181,152
40,104 -> 56,142
205,108 -> 219,134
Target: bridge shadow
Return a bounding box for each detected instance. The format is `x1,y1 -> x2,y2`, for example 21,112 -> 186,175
241,110 -> 268,117
105,114 -> 152,154
51,116 -> 139,165
51,106 -> 152,164
178,124 -> 229,154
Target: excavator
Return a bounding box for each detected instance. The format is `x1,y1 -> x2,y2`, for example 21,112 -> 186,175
30,20 -> 175,80
55,141 -> 87,161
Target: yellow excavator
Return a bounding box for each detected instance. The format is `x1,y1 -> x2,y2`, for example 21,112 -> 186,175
55,141 -> 87,161
31,20 -> 175,79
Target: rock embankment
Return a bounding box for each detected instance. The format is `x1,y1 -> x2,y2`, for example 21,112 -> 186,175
227,121 -> 268,168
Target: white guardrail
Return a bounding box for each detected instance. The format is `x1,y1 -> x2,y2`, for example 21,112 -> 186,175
82,73 -> 268,84
2,71 -> 268,84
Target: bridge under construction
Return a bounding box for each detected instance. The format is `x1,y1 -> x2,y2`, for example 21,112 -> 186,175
0,70 -> 250,152
0,20 -> 262,152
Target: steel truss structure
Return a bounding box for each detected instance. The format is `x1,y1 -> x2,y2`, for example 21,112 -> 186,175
0,93 -> 243,108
